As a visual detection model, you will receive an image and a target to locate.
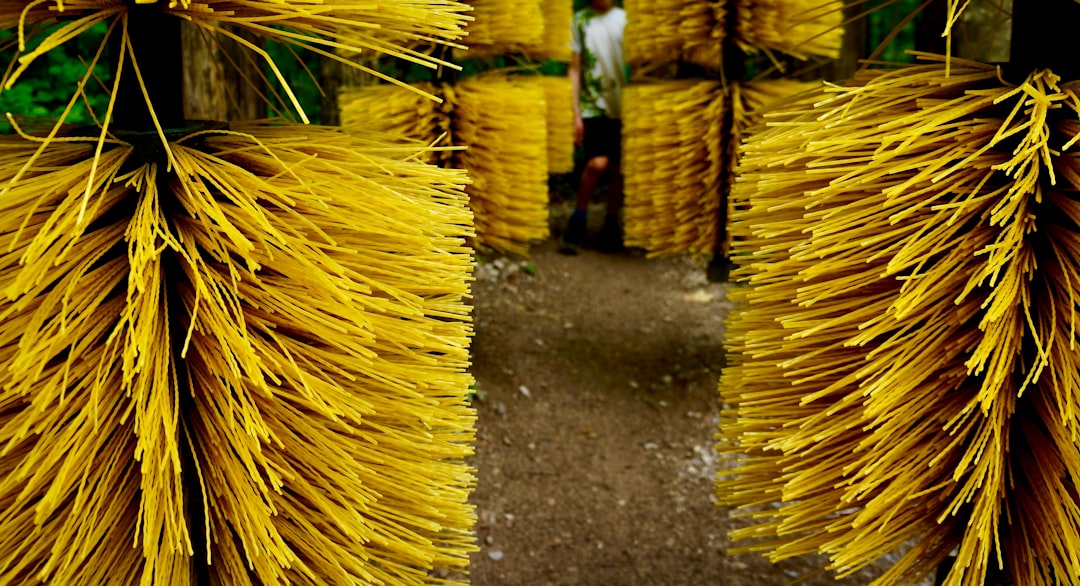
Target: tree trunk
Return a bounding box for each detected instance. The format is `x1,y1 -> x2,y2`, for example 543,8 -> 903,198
823,2 -> 868,82
181,23 -> 264,122
319,54 -> 370,126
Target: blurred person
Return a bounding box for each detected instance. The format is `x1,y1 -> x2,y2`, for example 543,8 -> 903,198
559,0 -> 627,254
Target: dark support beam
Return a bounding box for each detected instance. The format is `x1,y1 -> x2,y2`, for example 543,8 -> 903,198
1008,0 -> 1080,81
914,0 -> 949,55
110,3 -> 185,131
109,7 -> 208,582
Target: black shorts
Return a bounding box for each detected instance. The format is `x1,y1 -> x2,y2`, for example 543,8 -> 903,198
583,116 -> 622,163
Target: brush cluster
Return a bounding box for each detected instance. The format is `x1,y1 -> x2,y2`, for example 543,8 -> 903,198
624,0 -> 842,70
0,124 -> 477,584
459,0 -> 571,60
622,80 -> 726,256
339,81 -> 450,164
536,75 -> 576,175
721,57 -> 1080,586
624,0 -> 724,69
452,77 -> 550,255
340,74 -> 561,255
0,1 -> 482,583
621,79 -> 814,257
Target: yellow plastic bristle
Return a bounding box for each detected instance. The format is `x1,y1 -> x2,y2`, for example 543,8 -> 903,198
621,79 -> 725,257
339,81 -> 449,163
174,0 -> 473,58
718,79 -> 820,256
719,56 -> 1080,585
534,75 -> 575,175
0,123 -> 477,583
339,75 -> 558,253
623,0 -> 678,66
340,82 -> 441,138
624,0 -> 723,69
734,0 -> 844,60
450,75 -> 549,255
530,0 -> 572,61
459,0 -> 544,57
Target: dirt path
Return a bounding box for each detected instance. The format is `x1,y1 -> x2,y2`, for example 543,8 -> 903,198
464,226 -> 902,585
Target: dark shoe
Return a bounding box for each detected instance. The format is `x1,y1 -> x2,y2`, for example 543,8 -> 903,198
707,255 -> 736,283
598,214 -> 624,253
559,213 -> 587,254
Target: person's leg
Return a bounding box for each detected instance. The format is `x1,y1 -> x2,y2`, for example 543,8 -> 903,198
606,159 -> 622,214
576,154 -> 610,210
561,117 -> 611,254
599,120 -> 624,251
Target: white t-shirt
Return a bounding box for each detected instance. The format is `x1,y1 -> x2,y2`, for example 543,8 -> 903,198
571,7 -> 627,119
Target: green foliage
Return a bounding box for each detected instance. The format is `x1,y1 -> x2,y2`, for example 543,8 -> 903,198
867,0 -> 926,63
0,23 -> 111,132
573,0 -> 622,10
266,40 -> 323,123
0,24 -> 327,129
466,383 -> 485,403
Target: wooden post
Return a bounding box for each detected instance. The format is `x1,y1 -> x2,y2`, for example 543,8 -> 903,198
319,53 -> 369,126
182,23 -> 264,121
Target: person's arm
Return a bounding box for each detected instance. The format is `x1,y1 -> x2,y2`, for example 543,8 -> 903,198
570,51 -> 584,146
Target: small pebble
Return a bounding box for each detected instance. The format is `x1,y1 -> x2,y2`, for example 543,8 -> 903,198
488,550 -> 503,561
518,385 -> 531,398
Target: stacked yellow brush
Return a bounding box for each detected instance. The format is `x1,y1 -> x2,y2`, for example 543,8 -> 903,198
459,0 -> 544,56
714,79 -> 818,256
450,75 -> 550,256
339,75 -> 555,254
623,0 -> 694,68
622,79 -> 725,256
0,1 -> 480,583
535,75 -> 575,174
733,0 -> 844,59
338,81 -> 448,162
621,78 -> 815,258
681,1 -> 725,69
624,0 -> 842,70
720,52 -> 1080,585
532,0 -> 573,61
620,0 -> 839,260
